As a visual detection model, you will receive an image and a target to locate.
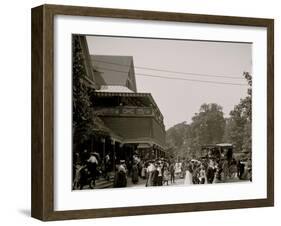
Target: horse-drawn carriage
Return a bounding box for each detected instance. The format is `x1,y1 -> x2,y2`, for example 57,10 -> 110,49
200,143 -> 237,181
201,143 -> 234,160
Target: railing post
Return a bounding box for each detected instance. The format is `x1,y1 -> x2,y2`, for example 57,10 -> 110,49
101,137 -> 106,167
111,139 -> 116,172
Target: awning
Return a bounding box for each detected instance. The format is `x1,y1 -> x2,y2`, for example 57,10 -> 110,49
92,117 -> 123,142
137,143 -> 152,149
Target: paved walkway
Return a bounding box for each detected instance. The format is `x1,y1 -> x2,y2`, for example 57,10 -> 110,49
81,175 -> 248,190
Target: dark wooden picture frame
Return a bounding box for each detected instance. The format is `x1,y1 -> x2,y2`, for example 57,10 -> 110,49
31,4 -> 274,221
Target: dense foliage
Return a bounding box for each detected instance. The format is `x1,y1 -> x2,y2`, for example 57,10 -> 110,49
166,72 -> 252,159
224,72 -> 252,156
72,36 -> 95,148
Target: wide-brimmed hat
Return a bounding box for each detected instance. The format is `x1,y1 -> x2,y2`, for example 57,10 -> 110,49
90,152 -> 100,157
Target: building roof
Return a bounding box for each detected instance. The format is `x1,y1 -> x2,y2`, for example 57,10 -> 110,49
91,55 -> 137,92
77,35 -> 105,89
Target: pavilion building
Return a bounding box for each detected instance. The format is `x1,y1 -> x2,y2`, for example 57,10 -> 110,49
75,35 -> 168,171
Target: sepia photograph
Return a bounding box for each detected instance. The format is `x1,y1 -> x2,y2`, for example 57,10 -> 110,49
72,34 -> 252,190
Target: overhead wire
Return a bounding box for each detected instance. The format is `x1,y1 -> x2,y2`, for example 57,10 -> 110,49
93,59 -> 246,80
94,66 -> 248,86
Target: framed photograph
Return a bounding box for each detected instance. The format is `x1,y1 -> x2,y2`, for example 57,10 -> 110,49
31,4 -> 274,221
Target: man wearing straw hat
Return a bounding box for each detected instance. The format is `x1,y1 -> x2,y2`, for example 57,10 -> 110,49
87,151 -> 99,188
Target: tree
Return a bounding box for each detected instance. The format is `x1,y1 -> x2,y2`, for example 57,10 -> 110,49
72,35 -> 95,149
189,103 -> 226,156
166,103 -> 226,159
166,122 -> 189,158
225,72 -> 252,155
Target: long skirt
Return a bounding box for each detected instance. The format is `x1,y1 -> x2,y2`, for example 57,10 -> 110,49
184,171 -> 193,185
146,172 -> 153,186
152,171 -> 159,186
141,168 -> 146,178
114,171 -> 127,188
132,167 -> 139,184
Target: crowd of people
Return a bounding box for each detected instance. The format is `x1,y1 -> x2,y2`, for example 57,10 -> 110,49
114,155 -> 252,188
72,150 -> 101,189
73,149 -> 252,190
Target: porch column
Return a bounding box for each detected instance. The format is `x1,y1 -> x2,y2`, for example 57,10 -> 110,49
111,139 -> 116,172
101,138 -> 106,166
119,143 -> 123,160
91,135 -> 94,153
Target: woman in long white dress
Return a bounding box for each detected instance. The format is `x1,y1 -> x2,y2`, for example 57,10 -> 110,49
184,165 -> 193,185
175,162 -> 182,178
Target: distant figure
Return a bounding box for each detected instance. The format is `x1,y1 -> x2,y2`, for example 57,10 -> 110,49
141,163 -> 146,179
237,160 -> 245,179
156,163 -> 163,186
184,165 -> 193,185
87,152 -> 99,188
192,166 -> 200,184
127,160 -> 132,177
175,162 -> 182,178
241,159 -> 252,181
206,164 -> 215,184
131,163 -> 139,184
73,164 -> 84,189
152,163 -> 159,186
104,153 -> 111,180
114,160 -> 127,188
221,159 -> 229,182
163,166 -> 170,185
213,170 -> 221,184
146,162 -> 155,187
78,165 -> 91,189
181,161 -> 186,179
199,166 -> 207,184
169,163 -> 175,184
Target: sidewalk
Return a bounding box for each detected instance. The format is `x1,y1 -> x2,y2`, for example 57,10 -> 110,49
126,177 -> 147,188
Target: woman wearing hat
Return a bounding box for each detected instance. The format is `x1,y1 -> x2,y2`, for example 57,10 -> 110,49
114,160 -> 127,188
184,164 -> 193,185
131,161 -> 139,184
145,161 -> 155,187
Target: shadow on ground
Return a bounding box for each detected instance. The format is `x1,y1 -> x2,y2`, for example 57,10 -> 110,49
18,209 -> 30,217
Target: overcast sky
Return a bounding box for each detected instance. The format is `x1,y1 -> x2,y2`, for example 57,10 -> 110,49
86,35 -> 252,129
